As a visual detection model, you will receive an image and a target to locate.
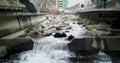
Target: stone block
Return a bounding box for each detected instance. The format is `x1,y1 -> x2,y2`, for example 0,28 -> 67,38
0,38 -> 33,58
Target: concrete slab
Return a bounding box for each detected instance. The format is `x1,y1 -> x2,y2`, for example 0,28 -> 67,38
0,38 -> 33,58
0,29 -> 27,39
68,37 -> 120,51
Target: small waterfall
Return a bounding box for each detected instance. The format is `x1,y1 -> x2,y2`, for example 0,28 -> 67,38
14,36 -> 73,63
11,15 -> 87,63
8,15 -> 113,63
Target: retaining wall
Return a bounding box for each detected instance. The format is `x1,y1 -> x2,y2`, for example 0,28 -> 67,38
0,15 -> 46,38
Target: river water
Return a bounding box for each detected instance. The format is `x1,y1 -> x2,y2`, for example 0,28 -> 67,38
9,15 -> 86,63
9,15 -> 112,63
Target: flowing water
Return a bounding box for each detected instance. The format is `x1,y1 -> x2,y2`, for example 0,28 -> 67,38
10,15 -> 87,63
93,51 -> 112,63
16,37 -> 71,63
9,15 -> 112,63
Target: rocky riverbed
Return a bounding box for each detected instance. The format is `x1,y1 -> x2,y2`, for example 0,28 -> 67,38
24,15 -> 88,38
1,15 -> 119,63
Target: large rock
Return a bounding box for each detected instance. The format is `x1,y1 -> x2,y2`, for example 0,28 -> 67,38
54,32 -> 67,38
67,35 -> 75,41
0,38 -> 34,58
42,32 -> 52,36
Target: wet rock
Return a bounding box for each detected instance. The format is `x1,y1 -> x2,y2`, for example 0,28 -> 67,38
67,35 -> 75,41
41,30 -> 44,33
41,25 -> 45,29
33,31 -> 39,35
42,33 -> 52,36
54,32 -> 67,38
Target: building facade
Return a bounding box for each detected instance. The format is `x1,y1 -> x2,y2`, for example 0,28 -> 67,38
66,0 -> 93,12
35,0 -> 58,12
58,0 -> 68,11
91,0 -> 116,8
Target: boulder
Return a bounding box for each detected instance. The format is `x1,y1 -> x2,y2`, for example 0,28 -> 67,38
0,46 -> 8,57
42,33 -> 52,36
67,35 -> 75,41
54,32 -> 67,38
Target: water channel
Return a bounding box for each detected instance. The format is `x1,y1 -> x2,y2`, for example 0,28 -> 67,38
8,15 -> 112,63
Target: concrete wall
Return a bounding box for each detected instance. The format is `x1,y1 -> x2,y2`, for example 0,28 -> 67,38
0,38 -> 34,58
68,37 -> 120,58
78,11 -> 119,22
0,15 -> 46,38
